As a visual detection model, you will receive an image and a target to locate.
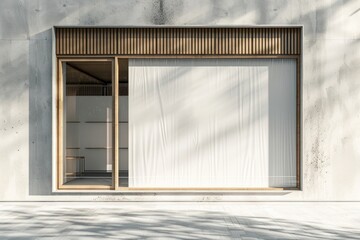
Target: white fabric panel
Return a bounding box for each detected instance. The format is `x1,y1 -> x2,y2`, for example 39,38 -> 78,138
129,59 -> 296,188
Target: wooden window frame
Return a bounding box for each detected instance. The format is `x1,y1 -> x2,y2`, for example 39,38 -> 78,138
55,27 -> 302,191
57,58 -> 116,190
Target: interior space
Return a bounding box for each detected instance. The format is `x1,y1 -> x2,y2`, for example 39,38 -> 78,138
63,59 -> 129,187
61,57 -> 297,189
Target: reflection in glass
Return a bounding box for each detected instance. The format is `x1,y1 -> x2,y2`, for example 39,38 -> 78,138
63,61 -> 113,186
118,59 -> 129,187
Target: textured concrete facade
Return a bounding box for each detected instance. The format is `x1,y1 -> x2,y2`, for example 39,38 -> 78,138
0,0 -> 359,201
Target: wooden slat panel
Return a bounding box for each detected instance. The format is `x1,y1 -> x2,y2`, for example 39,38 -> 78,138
56,28 -> 60,54
91,28 -> 95,54
56,27 -> 302,56
262,28 -> 265,54
64,28 -> 67,54
86,29 -> 90,55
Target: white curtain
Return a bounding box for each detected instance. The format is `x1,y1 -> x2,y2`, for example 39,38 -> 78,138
129,59 -> 296,188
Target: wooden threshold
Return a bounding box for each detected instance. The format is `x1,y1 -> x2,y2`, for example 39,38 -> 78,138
59,185 -> 113,190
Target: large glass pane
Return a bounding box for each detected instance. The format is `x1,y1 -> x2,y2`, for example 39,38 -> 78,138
63,61 -> 113,187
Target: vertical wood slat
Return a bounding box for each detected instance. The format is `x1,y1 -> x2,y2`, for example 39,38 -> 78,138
79,28 -> 83,54
191,28 -> 198,54
96,28 -> 99,55
90,28 -> 94,55
64,28 -> 68,55
87,29 -> 90,55
68,28 -> 72,54
220,28 -> 224,55
252,28 -> 255,54
129,28 -> 132,55
56,28 -> 59,54
118,28 -> 122,54
234,28 -> 238,54
261,28 -> 264,54
140,28 -> 144,55
287,28 -> 290,55
133,28 -> 136,55
248,28 -> 251,54
177,28 -> 180,54
69,28 -> 72,54
129,28 -> 133,55
60,28 -> 63,54
94,28 -> 97,54
270,28 -> 273,54
245,28 -> 248,54
176,28 -> 180,55
201,28 -> 204,54
147,28 -> 150,54
55,27 -> 301,56
282,28 -> 286,55
97,28 -> 100,55
109,28 -> 112,54
134,28 -> 137,55
106,28 -> 109,54
73,28 -> 77,55
101,28 -> 105,54
159,28 -> 162,55
93,28 -> 96,54
130,28 -> 133,55
277,28 -> 281,55
105,28 -> 109,54
98,28 -> 102,54
289,28 -> 292,55
209,28 -> 212,55
117,28 -> 121,55
185,28 -> 188,54
179,28 -> 183,55
148,28 -> 151,55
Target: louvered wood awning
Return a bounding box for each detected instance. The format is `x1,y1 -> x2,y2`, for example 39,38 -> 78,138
55,27 -> 302,56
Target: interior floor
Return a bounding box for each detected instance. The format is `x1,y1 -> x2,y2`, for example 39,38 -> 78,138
63,171 -> 129,187
64,177 -> 112,186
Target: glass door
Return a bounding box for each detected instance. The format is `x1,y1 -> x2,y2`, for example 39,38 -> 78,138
59,59 -> 114,189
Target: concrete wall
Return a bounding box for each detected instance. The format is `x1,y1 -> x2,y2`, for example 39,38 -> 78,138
0,0 -> 359,201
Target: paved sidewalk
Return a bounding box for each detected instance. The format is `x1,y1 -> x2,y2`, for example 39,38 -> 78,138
0,202 -> 359,239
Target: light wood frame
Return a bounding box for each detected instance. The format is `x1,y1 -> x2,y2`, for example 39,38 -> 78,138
57,58 -> 115,190
57,55 -> 301,191
56,26 -> 302,191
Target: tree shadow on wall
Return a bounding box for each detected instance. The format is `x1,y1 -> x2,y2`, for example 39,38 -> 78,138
29,28 -> 53,196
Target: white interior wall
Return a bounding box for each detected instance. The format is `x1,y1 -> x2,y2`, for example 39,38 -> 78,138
66,96 -> 128,172
0,0 -> 359,200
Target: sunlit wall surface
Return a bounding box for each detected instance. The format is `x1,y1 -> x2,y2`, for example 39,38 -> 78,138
0,0 -> 359,200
